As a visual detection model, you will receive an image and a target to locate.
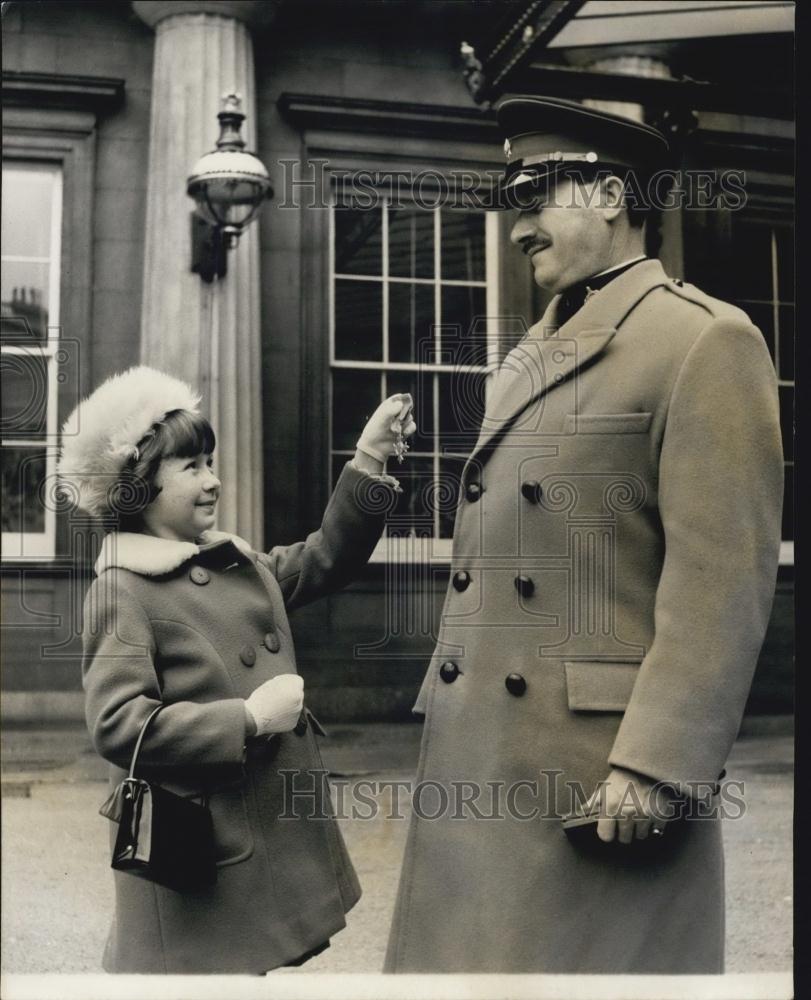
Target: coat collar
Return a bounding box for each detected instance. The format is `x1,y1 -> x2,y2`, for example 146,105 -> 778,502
470,258 -> 670,460
95,529 -> 254,577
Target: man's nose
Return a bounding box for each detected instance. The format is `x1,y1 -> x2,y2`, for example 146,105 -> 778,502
204,470 -> 221,493
510,211 -> 535,247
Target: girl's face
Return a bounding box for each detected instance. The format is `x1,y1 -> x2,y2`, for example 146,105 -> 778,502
141,452 -> 221,543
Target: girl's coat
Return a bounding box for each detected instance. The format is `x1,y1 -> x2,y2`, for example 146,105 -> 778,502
83,464 -> 392,973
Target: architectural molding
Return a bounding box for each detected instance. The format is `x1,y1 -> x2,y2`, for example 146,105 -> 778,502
1,71 -> 124,115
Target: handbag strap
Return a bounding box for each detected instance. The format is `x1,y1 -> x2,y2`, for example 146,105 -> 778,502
126,704 -> 164,780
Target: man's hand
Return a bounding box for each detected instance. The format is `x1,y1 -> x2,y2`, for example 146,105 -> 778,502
590,767 -> 674,844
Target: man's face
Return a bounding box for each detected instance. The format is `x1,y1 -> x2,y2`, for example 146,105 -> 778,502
509,176 -> 613,294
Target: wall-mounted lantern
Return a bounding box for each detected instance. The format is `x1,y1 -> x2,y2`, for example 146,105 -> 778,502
187,92 -> 272,282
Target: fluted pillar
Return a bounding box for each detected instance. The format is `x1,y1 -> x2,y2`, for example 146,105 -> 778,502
133,1 -> 276,546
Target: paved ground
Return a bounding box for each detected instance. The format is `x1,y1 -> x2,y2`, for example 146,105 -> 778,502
1,717 -> 794,975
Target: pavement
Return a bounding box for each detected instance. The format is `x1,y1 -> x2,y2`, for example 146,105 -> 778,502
0,716 -> 794,975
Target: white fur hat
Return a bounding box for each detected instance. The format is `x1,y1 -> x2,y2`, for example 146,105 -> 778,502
58,365 -> 201,516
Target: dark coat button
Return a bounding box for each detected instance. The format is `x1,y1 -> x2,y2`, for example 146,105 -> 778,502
239,645 -> 256,667
521,480 -> 543,504
453,571 -> 472,592
439,661 -> 460,684
465,482 -> 483,502
514,574 -> 534,598
264,630 -> 281,653
189,566 -> 210,585
294,711 -> 308,736
505,673 -> 527,696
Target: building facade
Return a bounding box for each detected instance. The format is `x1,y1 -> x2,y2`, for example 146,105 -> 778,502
1,0 -> 794,722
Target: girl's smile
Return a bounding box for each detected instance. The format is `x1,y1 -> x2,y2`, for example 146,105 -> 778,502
141,452 -> 221,542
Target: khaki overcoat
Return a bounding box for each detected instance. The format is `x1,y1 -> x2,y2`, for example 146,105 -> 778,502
385,259 -> 783,974
82,463 -> 395,974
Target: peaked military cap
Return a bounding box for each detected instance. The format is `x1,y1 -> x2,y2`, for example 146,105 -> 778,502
496,96 -> 669,206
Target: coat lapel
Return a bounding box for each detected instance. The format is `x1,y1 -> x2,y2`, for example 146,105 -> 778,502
469,259 -> 671,461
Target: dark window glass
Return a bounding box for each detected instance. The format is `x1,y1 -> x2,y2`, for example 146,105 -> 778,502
438,370 -> 486,455
334,279 -> 382,361
442,285 -> 487,365
775,224 -> 794,303
727,218 -> 773,302
389,283 -> 434,365
386,457 -> 436,537
782,464 -> 793,542
778,385 -> 793,462
384,369 -> 434,453
778,305 -> 794,381
1,353 -> 48,436
441,211 -> 485,282
1,446 -> 46,533
332,369 -> 380,451
389,209 -> 434,279
334,207 -> 382,276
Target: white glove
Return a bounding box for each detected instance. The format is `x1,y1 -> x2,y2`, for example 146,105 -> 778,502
356,394 -> 417,463
245,674 -> 304,736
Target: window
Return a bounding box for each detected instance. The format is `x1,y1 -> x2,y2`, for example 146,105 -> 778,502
1,162 -> 63,559
329,198 -> 500,560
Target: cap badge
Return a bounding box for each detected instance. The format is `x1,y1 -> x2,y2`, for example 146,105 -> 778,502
503,139 -> 512,160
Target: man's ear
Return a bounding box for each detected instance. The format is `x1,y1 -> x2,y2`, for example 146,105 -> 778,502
601,175 -> 626,221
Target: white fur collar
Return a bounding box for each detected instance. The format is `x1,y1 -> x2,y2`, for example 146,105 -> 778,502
95,529 -> 254,577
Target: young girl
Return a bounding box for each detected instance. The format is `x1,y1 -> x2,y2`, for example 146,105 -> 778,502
59,365 -> 415,974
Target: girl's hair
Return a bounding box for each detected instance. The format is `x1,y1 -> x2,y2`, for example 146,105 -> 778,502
108,409 -> 216,531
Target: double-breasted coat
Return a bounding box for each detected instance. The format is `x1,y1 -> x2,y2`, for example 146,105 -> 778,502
385,258 -> 784,974
82,462 -> 396,974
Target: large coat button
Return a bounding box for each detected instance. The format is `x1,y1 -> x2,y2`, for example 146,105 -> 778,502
189,566 -> 210,585
465,482 -> 483,502
264,630 -> 281,653
439,661 -> 460,683
452,571 -> 472,592
514,574 -> 534,598
239,645 -> 256,667
521,480 -> 543,503
505,673 -> 527,696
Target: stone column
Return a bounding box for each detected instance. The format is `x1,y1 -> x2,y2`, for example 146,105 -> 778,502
132,1 -> 277,546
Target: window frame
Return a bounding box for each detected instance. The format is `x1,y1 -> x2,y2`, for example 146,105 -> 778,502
327,193 -> 502,563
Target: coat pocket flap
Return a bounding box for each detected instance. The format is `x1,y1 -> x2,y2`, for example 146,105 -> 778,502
564,412 -> 652,434
564,660 -> 642,712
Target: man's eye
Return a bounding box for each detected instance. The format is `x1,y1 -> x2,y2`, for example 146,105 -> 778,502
185,461 -> 195,471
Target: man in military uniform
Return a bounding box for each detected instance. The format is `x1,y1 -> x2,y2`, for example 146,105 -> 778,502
385,97 -> 783,973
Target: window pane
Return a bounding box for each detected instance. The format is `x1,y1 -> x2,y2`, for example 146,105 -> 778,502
389,208 -> 433,279
727,218 -> 773,302
734,300 -> 774,363
1,353 -> 48,437
782,464 -> 793,542
438,370 -> 486,455
385,457 -> 435,538
439,456 -> 466,539
1,446 -> 46,533
1,165 -> 56,259
441,285 -> 486,352
778,305 -> 794,381
332,369 -> 380,451
389,282 -> 434,364
441,210 -> 485,282
775,224 -> 794,303
334,207 -> 382,276
1,261 -> 50,341
384,369 -> 434,453
334,279 -> 382,361
778,385 -> 793,462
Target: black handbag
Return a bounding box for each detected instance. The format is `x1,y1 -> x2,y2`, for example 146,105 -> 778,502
103,704 -> 218,892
